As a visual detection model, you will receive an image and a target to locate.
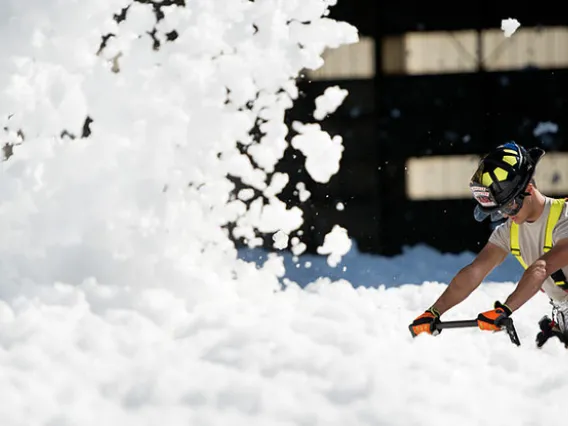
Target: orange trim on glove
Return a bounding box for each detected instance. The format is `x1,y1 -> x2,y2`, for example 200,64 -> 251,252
477,301 -> 512,331
410,307 -> 441,337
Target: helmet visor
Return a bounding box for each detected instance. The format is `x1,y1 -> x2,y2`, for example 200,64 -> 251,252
471,184 -> 528,222
470,184 -> 503,222
473,205 -> 504,222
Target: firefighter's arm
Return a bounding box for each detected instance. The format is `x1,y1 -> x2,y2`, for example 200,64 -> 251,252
430,242 -> 508,315
504,238 -> 568,312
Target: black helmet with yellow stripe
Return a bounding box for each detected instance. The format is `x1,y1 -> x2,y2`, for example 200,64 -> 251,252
469,142 -> 545,222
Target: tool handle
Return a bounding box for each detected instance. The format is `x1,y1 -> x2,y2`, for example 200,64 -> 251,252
435,319 -> 478,329
434,317 -> 520,346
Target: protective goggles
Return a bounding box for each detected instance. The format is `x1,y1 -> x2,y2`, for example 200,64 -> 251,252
471,185 -> 529,219
497,192 -> 530,216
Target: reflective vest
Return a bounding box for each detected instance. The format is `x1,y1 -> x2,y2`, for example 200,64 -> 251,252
510,198 -> 568,291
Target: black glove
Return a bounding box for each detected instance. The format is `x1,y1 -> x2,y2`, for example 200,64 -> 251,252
536,316 -> 568,348
409,307 -> 441,337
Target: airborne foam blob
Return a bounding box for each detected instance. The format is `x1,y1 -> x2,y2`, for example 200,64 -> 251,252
501,18 -> 521,37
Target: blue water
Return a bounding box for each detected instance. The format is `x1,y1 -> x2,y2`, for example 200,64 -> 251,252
238,241 -> 524,288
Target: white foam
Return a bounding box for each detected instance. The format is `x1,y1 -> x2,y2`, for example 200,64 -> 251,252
313,86 -> 349,120
501,18 -> 521,37
317,225 -> 352,267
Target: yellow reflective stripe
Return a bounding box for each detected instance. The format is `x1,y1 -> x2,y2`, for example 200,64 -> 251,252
510,222 -> 528,269
544,199 -> 564,252
547,199 -> 567,289
510,199 -> 568,289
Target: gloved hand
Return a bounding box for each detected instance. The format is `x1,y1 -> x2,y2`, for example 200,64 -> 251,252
477,301 -> 512,331
536,316 -> 568,348
409,307 -> 441,337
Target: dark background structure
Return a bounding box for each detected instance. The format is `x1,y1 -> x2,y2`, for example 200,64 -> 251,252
272,1 -> 568,257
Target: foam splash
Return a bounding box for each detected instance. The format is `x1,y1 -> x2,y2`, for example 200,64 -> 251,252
501,18 -> 521,37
